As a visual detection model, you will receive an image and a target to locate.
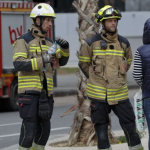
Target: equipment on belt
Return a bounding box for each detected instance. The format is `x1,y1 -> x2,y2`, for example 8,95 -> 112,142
38,90 -> 50,120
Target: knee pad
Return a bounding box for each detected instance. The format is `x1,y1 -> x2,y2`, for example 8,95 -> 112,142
95,124 -> 110,149
19,122 -> 36,148
34,120 -> 50,146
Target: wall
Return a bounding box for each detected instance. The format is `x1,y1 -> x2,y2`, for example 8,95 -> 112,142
55,12 -> 150,86
125,0 -> 150,11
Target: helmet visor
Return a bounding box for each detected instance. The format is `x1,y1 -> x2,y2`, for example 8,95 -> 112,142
104,7 -> 121,18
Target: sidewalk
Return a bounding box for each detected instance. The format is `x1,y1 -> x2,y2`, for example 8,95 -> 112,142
46,85 -> 149,150
1,88 -> 149,150
45,129 -> 148,150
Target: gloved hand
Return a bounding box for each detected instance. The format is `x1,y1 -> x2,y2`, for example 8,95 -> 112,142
38,90 -> 50,120
42,53 -> 52,63
55,49 -> 62,58
56,38 -> 69,49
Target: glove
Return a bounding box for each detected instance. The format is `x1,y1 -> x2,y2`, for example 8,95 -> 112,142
55,49 -> 62,58
56,38 -> 69,49
42,53 -> 52,63
38,90 -> 50,120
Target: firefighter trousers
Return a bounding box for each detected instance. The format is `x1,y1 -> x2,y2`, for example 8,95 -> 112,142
18,93 -> 54,149
90,100 -> 143,150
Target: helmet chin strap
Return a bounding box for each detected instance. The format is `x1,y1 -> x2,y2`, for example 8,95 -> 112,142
34,17 -> 47,34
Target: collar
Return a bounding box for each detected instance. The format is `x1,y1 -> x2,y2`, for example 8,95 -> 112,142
30,24 -> 46,38
101,29 -> 118,43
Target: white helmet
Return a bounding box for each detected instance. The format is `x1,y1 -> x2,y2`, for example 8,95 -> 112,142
30,3 -> 56,18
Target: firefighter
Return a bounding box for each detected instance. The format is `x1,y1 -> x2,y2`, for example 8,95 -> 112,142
78,5 -> 143,150
13,3 -> 69,150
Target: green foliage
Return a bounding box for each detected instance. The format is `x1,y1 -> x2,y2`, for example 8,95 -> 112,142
117,136 -> 127,143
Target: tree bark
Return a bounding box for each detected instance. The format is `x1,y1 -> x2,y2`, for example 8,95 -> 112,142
67,0 -> 116,146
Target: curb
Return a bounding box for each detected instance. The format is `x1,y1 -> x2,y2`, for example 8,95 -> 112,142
45,132 -> 148,150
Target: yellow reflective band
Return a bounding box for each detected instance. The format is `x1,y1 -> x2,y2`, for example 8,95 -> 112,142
13,53 -> 27,59
60,50 -> 69,57
93,50 -> 124,56
18,83 -> 42,89
114,10 -> 118,14
19,76 -> 40,79
127,59 -> 132,61
30,14 -> 36,17
40,4 -> 49,10
86,89 -> 105,96
47,78 -> 53,83
87,83 -> 106,90
29,47 -> 42,53
47,78 -> 53,81
87,85 -> 106,93
107,92 -> 128,101
43,48 -> 49,51
41,45 -> 49,48
86,90 -> 106,99
31,58 -> 38,70
47,80 -> 53,84
19,82 -> 41,85
93,50 -> 106,56
127,59 -> 132,64
101,16 -> 121,21
42,13 -> 56,17
107,86 -> 128,94
79,56 -> 91,62
41,45 -> 49,51
47,84 -> 53,87
47,78 -> 53,90
19,85 -> 42,89
19,79 -> 41,82
106,50 -> 124,56
29,50 -> 36,52
47,87 -> 53,91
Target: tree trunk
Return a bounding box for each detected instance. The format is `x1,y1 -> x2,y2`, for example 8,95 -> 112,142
67,0 -> 116,146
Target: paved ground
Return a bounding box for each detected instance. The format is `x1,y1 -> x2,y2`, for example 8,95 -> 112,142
2,73 -> 148,150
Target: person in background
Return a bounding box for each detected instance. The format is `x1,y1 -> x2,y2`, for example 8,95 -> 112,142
13,3 -> 69,150
79,5 -> 143,150
133,18 -> 150,150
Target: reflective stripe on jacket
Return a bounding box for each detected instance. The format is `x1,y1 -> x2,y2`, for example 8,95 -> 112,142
13,25 -> 69,96
78,29 -> 132,105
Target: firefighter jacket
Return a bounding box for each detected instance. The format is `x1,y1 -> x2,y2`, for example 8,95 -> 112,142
13,25 -> 69,96
78,29 -> 132,105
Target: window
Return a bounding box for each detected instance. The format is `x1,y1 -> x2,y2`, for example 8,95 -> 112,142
99,0 -> 125,11
50,0 -> 76,13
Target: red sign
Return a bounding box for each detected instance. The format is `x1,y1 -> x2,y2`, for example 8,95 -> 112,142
9,26 -> 22,44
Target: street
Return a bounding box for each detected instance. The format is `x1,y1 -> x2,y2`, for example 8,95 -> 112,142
0,89 -> 147,149
0,96 -> 77,149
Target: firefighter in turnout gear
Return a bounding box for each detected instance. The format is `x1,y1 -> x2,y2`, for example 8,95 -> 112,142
78,5 -> 143,150
13,3 -> 69,150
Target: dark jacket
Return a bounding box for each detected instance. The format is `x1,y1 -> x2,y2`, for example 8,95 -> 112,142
137,18 -> 150,99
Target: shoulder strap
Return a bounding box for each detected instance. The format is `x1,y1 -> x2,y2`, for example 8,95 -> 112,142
118,35 -> 126,57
